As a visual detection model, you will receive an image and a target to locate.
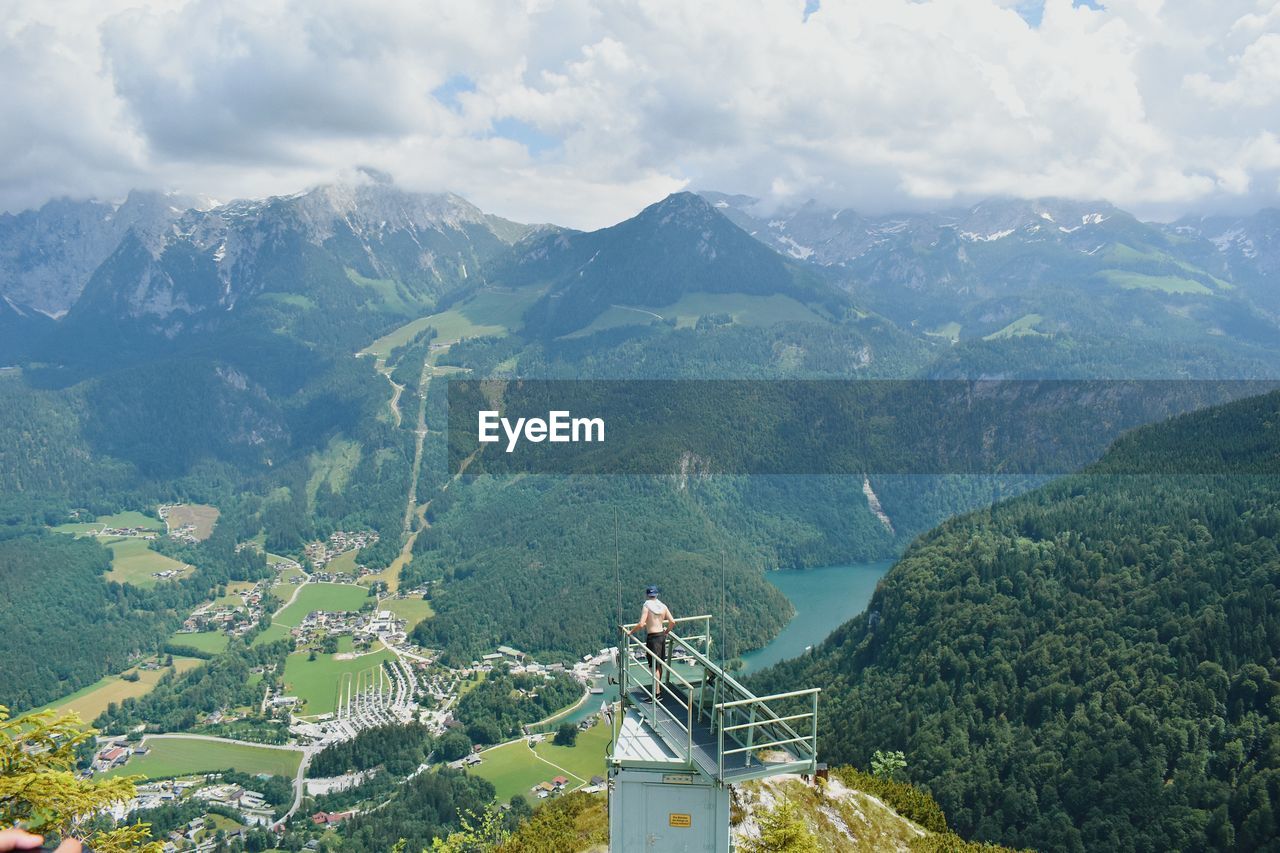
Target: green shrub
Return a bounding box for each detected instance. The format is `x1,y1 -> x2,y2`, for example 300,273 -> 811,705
497,792 -> 607,853
834,767 -> 948,834
909,831 -> 1030,852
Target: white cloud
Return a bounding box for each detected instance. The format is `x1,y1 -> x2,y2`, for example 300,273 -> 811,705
1,0 -> 1277,227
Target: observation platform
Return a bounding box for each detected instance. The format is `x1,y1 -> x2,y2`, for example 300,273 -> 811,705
607,615 -> 819,785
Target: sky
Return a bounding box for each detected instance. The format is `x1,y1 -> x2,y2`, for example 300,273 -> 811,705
2,0 -> 1279,229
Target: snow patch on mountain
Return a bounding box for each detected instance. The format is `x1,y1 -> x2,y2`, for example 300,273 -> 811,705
776,235 -> 814,259
960,228 -> 1014,242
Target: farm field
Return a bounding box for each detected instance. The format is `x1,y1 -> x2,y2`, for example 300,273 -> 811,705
52,510 -> 164,536
362,285 -> 541,358
102,537 -> 189,587
325,550 -> 360,577
51,521 -> 105,536
1101,270 -> 1214,295
283,646 -> 396,715
358,558 -> 403,593
925,321 -> 962,342
984,313 -> 1047,340
533,722 -> 610,782
273,568 -> 308,590
98,510 -> 164,530
162,504 -> 220,540
35,658 -> 202,723
251,623 -> 292,648
381,596 -> 434,628
471,741 -> 560,804
562,292 -> 826,339
274,583 -> 370,628
211,580 -> 257,608
104,736 -> 302,780
470,723 -> 609,803
168,630 -> 230,654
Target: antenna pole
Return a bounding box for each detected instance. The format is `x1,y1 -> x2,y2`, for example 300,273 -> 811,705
614,511 -> 623,632
720,550 -> 727,662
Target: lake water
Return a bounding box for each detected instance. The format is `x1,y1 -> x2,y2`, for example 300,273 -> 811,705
553,560 -> 892,725
738,561 -> 892,675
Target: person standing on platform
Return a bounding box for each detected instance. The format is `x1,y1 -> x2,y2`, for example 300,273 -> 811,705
625,585 -> 675,701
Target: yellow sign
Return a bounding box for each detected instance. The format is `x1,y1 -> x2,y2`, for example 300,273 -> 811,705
669,813 -> 692,828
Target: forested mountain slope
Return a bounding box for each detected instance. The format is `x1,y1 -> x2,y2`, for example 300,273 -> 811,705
511,192 -> 854,338
754,390 -> 1280,851
0,516 -> 270,712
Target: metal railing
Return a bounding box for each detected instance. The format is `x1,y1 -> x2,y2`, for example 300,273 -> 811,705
616,615 -> 820,781
618,619 -> 704,761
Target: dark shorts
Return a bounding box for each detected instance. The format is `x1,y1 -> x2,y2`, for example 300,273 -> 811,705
644,631 -> 667,663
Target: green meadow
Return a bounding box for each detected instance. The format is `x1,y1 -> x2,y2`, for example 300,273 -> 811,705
102,537 -> 189,587
469,722 -> 610,803
32,658 -> 203,725
381,596 -> 434,629
251,623 -> 292,648
53,510 -> 163,537
1100,270 -> 1214,295
562,292 -> 826,339
984,313 -> 1046,340
283,646 -> 396,715
274,583 -> 370,628
362,285 -> 542,358
104,736 -> 302,780
167,631 -> 230,654
325,550 -> 360,577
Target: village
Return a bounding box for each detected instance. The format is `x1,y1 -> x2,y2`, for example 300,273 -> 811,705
73,522 -> 618,851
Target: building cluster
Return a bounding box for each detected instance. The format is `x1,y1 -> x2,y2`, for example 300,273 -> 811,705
289,605 -> 412,656
310,810 -> 355,827
191,782 -> 274,825
93,742 -> 147,773
109,772 -> 286,851
531,774 -> 599,799
101,525 -> 157,539
161,815 -> 240,852
176,578 -> 270,639
302,530 -> 379,574
128,778 -> 201,811
299,608 -> 367,637
157,505 -> 200,544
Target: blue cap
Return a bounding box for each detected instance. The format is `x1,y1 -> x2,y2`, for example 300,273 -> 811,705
646,585 -> 659,597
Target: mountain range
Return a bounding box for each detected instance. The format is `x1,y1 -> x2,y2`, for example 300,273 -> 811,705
4,181 -> 1278,381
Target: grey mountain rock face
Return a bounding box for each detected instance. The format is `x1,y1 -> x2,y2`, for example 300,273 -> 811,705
65,182 -> 536,335
1172,209 -> 1280,315
700,192 -> 1126,267
0,190 -> 191,316
700,192 -> 1280,350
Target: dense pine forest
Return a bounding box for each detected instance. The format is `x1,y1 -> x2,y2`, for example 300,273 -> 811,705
756,391 -> 1280,851
308,722 -> 435,778
0,535 -> 171,711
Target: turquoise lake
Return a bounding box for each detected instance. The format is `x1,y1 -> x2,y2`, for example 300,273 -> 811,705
738,560 -> 892,675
